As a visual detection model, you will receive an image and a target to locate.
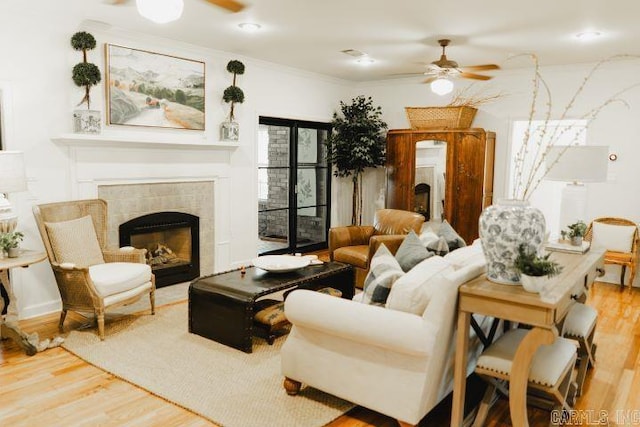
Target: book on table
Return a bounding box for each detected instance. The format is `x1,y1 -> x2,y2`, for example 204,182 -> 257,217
545,240 -> 591,254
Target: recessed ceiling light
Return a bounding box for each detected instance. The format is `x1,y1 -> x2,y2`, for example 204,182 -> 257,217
238,22 -> 261,32
356,57 -> 375,65
575,31 -> 602,41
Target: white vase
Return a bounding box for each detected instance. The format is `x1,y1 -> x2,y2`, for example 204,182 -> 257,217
478,199 -> 546,285
73,109 -> 101,134
220,120 -> 239,141
520,274 -> 549,293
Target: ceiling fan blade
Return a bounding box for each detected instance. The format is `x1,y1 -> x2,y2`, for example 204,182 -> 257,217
204,0 -> 246,12
422,76 -> 438,84
462,64 -> 500,72
459,72 -> 492,81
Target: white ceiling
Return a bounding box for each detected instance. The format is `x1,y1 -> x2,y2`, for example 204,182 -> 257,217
56,0 -> 640,81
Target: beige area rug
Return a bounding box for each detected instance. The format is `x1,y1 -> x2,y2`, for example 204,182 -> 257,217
61,302 -> 355,427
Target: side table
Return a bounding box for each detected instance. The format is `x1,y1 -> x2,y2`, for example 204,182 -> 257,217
0,249 -> 53,356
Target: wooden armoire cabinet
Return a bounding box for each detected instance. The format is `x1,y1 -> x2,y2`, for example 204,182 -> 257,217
385,128 -> 495,244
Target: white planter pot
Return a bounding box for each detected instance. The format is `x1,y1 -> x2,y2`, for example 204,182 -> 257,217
73,109 -> 101,134
520,274 -> 549,293
479,199 -> 546,285
7,247 -> 20,258
220,121 -> 239,141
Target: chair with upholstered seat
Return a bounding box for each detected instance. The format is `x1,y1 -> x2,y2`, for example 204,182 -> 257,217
562,302 -> 597,396
328,209 -> 425,287
584,217 -> 638,289
33,199 -> 155,340
473,329 -> 577,427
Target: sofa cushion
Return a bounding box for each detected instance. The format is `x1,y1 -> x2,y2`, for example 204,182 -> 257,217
333,245 -> 369,269
361,244 -> 404,306
438,220 -> 467,251
395,230 -> 433,272
45,215 -> 105,267
89,262 -> 152,297
386,256 -> 454,315
591,222 -> 636,252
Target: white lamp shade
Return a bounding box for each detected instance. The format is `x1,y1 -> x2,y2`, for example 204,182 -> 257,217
0,150 -> 27,193
430,78 -> 454,96
136,0 -> 184,24
544,145 -> 608,183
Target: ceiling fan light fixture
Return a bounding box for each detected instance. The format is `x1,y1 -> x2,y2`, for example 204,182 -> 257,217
430,78 -> 454,96
136,0 -> 184,24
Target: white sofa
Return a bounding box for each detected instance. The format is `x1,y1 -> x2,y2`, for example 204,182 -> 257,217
281,244 -> 492,426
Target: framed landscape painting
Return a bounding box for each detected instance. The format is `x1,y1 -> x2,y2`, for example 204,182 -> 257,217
105,44 -> 205,130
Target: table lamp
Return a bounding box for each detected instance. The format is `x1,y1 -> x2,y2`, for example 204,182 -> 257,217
0,151 -> 27,233
544,145 -> 608,231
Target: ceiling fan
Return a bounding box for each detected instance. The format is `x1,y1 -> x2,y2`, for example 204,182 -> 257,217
110,0 -> 246,22
422,39 -> 499,84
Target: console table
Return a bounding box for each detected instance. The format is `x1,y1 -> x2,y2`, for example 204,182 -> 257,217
450,248 -> 605,427
0,250 -> 47,356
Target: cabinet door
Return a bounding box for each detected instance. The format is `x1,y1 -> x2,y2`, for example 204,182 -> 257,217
448,132 -> 486,243
385,133 -> 415,211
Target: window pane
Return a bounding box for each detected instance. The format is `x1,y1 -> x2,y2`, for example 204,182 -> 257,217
297,205 -> 327,248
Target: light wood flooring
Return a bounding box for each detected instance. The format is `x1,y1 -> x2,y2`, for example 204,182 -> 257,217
1,281 -> 639,427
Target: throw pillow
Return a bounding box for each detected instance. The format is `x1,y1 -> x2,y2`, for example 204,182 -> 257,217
386,256 -> 455,315
444,239 -> 487,270
395,230 -> 433,272
592,222 -> 636,252
45,215 -> 105,267
438,220 -> 467,251
427,236 -> 450,256
361,244 -> 404,306
418,228 -> 439,247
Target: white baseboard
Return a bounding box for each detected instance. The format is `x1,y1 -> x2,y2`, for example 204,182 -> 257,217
20,300 -> 61,321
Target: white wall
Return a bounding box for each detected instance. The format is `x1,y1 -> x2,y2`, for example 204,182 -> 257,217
0,5 -> 349,319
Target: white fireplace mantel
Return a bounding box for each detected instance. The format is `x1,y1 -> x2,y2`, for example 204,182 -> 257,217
52,133 -> 239,150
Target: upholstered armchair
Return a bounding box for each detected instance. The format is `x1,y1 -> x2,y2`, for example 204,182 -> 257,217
585,217 -> 638,289
329,209 -> 425,287
33,199 -> 155,340
281,260 -> 490,427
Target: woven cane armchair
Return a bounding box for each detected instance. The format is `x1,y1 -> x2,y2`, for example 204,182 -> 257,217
585,217 -> 638,289
33,199 -> 155,340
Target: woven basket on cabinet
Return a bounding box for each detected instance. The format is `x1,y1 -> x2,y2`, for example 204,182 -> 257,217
405,106 -> 477,129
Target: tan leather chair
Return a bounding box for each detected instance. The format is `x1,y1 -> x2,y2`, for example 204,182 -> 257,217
329,209 -> 425,288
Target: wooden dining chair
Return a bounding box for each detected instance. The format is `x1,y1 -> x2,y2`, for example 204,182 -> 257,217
584,217 -> 638,289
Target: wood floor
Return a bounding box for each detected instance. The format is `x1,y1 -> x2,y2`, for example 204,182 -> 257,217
1,281 -> 639,427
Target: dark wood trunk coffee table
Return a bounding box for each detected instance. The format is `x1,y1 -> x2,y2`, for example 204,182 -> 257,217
188,261 -> 354,353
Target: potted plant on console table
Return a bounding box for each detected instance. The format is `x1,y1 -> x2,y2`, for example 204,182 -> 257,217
514,243 -> 563,294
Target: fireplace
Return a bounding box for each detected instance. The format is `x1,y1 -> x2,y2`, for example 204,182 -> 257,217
119,212 -> 200,288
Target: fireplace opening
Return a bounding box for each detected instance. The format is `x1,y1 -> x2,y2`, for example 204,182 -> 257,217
414,183 -> 431,221
119,212 -> 200,288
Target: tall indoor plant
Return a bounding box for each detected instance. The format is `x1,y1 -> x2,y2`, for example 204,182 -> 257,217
221,59 -> 245,141
71,31 -> 101,133
327,95 -> 387,225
